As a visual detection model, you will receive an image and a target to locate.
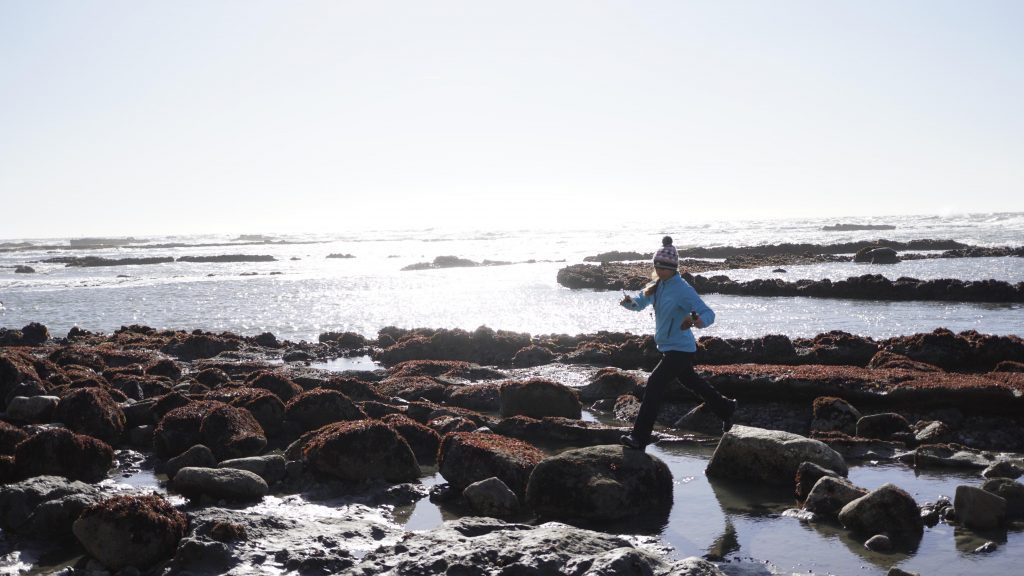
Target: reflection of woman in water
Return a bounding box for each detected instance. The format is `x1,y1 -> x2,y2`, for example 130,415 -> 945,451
619,236 -> 736,451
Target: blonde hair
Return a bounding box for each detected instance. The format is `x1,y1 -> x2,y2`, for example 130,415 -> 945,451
644,270 -> 680,298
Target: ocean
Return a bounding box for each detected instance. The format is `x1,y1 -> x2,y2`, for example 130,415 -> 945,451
2,212 -> 1022,341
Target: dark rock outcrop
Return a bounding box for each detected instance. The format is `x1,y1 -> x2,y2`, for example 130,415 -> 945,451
838,483 -> 923,539
199,404 -> 267,461
526,444 -> 673,522
284,388 -> 366,434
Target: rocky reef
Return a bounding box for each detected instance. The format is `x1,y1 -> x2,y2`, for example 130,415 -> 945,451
0,321 -> 1022,574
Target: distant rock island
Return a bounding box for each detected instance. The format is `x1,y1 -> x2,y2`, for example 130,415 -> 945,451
68,237 -> 138,248
821,224 -> 896,231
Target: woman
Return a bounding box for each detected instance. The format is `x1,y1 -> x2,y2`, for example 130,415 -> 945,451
619,236 -> 736,450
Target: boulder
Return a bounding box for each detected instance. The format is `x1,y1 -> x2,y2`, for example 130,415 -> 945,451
72,494 -> 187,571
4,391 -> 59,424
706,425 -> 848,486
981,461 -> 1024,480
856,413 -> 912,441
14,427 -> 114,483
53,387 -> 126,445
914,420 -> 953,444
438,432 -> 545,498
218,454 -> 287,486
838,483 -> 923,539
246,370 -> 303,402
0,475 -> 105,537
199,404 -> 267,461
511,345 -> 556,368
161,333 -> 239,361
284,388 -> 366,433
195,367 -> 231,387
955,484 -> 1007,529
499,378 -> 581,419
445,382 -> 501,412
376,376 -> 449,403
795,461 -> 841,501
803,476 -> 868,518
206,387 -> 285,437
810,396 -> 861,435
154,400 -> 226,458
379,414 -> 441,463
982,478 -> 1024,518
463,476 -> 519,518
578,368 -> 641,402
164,444 -> 217,479
526,444 -> 673,522
173,467 -> 269,501
303,420 -> 420,482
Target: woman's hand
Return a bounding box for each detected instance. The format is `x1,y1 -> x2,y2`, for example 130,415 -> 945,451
620,295 -> 633,306
681,313 -> 705,330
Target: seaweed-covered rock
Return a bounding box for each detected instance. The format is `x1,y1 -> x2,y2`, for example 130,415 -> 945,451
380,413 -> 441,463
499,378 -> 581,419
14,428 -> 114,483
161,333 -> 239,361
73,494 -> 187,571
284,388 -> 366,434
838,483 -> 923,539
810,397 -> 861,436
445,382 -> 501,412
0,420 -> 28,455
206,387 -> 286,437
246,371 -> 303,402
511,345 -> 556,368
526,444 -> 672,522
578,368 -> 641,402
376,376 -> 449,403
438,432 -> 544,498
706,425 -> 848,487
303,420 -> 419,482
154,401 -> 226,458
54,387 -> 126,445
199,404 -> 267,461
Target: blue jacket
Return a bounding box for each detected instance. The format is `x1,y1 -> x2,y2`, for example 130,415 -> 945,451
621,274 -> 715,352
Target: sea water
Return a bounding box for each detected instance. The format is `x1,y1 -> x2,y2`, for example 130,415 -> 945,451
1,213 -> 1022,341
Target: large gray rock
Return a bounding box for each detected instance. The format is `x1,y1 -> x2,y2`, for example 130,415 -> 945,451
955,485 -> 1006,529
982,478 -> 1024,518
804,476 -> 868,518
526,444 -> 673,522
838,483 -> 923,539
463,476 -> 519,518
6,395 -> 60,424
349,517 -> 725,575
706,425 -> 848,486
0,475 -> 106,537
173,467 -> 268,502
164,444 -> 217,479
981,461 -> 1024,480
218,454 -> 287,486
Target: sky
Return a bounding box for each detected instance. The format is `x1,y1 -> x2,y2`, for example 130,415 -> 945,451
1,1 -> 1022,239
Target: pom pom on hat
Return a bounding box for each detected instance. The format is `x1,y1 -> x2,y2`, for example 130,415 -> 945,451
653,237 -> 678,270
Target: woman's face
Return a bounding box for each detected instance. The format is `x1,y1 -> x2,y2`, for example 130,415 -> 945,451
654,267 -> 675,280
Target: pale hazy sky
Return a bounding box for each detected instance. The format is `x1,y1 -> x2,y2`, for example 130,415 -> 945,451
1,1 -> 1022,239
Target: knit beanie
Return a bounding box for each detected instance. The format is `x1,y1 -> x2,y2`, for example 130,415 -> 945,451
653,236 -> 678,270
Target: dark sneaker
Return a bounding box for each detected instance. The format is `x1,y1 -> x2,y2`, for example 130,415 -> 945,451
619,434 -> 645,451
720,398 -> 737,434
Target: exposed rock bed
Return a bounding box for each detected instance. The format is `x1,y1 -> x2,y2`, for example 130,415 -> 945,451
1,322 -> 1023,574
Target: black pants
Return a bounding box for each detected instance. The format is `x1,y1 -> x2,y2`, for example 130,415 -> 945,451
630,351 -> 730,445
